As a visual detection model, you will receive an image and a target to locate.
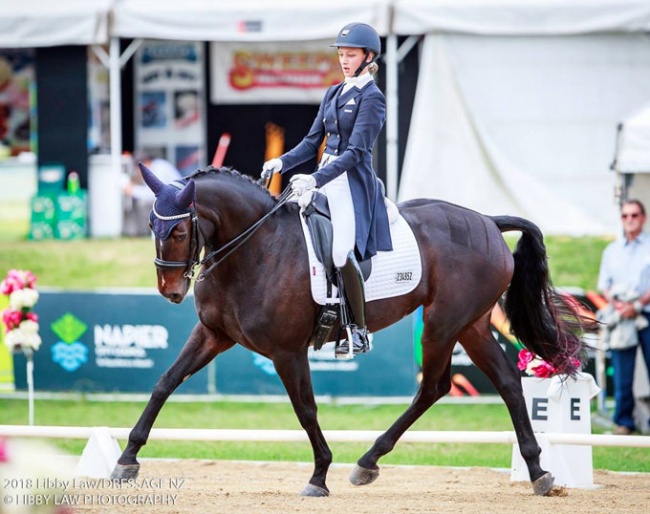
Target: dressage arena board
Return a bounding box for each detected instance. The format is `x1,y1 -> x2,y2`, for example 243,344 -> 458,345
49,460 -> 650,514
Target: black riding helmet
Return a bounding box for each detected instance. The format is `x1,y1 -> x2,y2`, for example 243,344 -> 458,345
331,22 -> 381,77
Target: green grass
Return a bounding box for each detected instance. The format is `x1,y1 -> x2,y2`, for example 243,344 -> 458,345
0,399 -> 647,472
0,235 -> 612,291
502,234 -> 612,291
0,237 -> 156,289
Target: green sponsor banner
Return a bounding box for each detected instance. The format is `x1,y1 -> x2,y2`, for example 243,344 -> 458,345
13,291 -> 208,393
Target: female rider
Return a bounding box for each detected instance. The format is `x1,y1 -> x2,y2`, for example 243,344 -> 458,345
261,22 -> 393,357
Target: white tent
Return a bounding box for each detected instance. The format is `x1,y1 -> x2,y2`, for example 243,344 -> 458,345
394,0 -> 650,235
0,0 -> 110,48
614,103 -> 650,174
611,102 -> 650,203
112,0 -> 390,42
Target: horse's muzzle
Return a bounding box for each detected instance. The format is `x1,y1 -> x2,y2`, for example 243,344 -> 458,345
166,292 -> 185,304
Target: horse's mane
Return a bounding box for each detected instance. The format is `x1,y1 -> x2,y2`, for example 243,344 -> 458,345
188,166 -> 279,203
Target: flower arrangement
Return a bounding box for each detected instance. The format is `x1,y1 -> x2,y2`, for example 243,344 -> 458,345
517,349 -> 582,378
517,349 -> 558,378
1,269 -> 41,353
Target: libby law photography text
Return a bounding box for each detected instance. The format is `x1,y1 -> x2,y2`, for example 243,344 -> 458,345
2,476 -> 186,507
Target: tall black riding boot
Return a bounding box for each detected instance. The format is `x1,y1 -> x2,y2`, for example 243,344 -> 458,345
335,251 -> 370,357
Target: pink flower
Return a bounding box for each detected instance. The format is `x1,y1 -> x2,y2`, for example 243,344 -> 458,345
2,309 -> 23,331
26,311 -> 38,323
530,360 -> 557,378
517,349 -> 535,371
0,269 -> 36,295
517,349 -> 558,378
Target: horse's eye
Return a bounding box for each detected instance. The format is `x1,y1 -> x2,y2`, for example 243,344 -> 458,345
174,233 -> 186,243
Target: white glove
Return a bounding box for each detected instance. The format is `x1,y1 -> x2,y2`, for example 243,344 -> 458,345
297,190 -> 314,210
261,158 -> 283,180
290,174 -> 317,196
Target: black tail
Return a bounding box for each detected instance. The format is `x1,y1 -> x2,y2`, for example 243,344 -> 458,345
491,215 -> 592,376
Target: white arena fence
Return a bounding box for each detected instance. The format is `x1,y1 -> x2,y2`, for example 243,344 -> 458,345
1,426 -> 649,448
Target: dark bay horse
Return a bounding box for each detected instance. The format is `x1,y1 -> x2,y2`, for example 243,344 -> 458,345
111,164 -> 590,497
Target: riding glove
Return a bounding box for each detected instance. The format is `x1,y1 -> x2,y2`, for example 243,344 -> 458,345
290,174 -> 317,196
297,190 -> 314,210
261,158 -> 283,179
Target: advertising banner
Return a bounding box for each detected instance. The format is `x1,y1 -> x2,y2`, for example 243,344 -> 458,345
210,40 -> 341,105
134,41 -> 206,176
12,291 -> 603,398
13,291 -> 209,393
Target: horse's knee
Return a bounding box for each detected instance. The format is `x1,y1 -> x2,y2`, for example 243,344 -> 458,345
416,379 -> 450,406
151,372 -> 183,402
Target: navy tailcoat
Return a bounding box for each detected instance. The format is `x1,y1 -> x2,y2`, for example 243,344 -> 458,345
280,81 -> 393,261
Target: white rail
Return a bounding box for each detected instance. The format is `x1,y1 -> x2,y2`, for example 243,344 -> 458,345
1,426 -> 649,448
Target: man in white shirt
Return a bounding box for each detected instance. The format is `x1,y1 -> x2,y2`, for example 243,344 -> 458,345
597,199 -> 650,435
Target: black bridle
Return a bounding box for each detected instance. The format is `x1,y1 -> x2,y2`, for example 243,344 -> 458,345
152,185 -> 293,282
152,202 -> 201,280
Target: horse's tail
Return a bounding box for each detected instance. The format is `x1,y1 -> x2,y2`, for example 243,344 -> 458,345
491,215 -> 593,376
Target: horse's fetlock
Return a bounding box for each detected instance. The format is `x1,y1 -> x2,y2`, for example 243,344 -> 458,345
127,430 -> 148,449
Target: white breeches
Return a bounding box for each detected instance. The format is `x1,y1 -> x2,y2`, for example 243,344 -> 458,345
318,154 -> 355,267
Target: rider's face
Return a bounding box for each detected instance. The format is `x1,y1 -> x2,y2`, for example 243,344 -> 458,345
338,47 -> 370,78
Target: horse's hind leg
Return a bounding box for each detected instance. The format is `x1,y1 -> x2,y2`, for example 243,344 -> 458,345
272,349 -> 332,497
459,316 -> 553,496
111,323 -> 234,480
351,310 -> 456,486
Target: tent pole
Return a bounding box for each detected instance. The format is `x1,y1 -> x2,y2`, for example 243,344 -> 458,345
385,33 -> 398,200
109,36 -> 123,176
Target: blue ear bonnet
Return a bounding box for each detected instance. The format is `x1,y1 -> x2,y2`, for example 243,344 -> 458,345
149,179 -> 195,240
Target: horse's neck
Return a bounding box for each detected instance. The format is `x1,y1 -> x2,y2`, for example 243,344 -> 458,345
199,183 -> 275,250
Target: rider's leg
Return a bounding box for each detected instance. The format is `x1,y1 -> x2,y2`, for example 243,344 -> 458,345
336,252 -> 370,355
319,174 -> 368,355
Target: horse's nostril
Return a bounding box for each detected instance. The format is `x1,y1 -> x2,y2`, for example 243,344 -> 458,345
168,293 -> 182,304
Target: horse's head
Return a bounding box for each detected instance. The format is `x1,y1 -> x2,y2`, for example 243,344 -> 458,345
140,163 -> 198,303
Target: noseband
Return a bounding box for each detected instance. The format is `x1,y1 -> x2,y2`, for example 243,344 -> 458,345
152,202 -> 201,280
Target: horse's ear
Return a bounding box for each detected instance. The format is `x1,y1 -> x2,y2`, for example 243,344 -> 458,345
139,162 -> 165,194
175,179 -> 195,208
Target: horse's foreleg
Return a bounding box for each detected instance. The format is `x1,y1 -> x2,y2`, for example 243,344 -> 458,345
111,323 -> 234,480
352,316 -> 456,486
459,319 -> 553,496
272,349 -> 332,497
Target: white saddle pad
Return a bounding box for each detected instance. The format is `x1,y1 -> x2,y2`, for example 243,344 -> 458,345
299,211 -> 422,306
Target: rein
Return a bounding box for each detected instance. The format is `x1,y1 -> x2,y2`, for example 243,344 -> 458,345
153,184 -> 293,282
196,186 -> 293,281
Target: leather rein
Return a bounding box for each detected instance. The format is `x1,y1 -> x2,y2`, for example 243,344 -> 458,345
152,185 -> 293,282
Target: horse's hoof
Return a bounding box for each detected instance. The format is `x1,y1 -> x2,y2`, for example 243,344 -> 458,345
300,484 -> 330,497
110,463 -> 140,481
532,472 -> 554,496
349,464 -> 379,486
